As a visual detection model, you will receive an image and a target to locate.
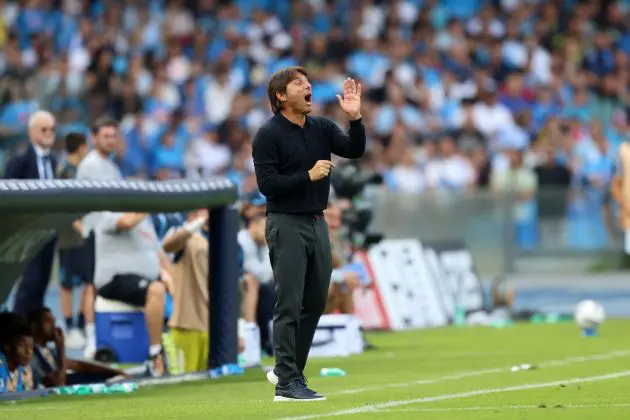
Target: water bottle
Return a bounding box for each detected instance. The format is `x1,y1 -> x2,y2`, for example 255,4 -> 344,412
454,305 -> 467,326
107,382 -> 138,394
320,368 -> 346,377
55,384 -> 108,395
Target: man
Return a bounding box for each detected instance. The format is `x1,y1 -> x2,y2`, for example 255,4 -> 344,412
161,210 -> 210,373
323,202 -> 361,315
252,67 -> 365,401
76,117 -> 123,358
0,313 -> 34,392
3,110 -> 58,315
94,209 -> 172,377
27,307 -> 126,388
611,141 -> 630,253
56,133 -> 92,350
237,212 -> 275,356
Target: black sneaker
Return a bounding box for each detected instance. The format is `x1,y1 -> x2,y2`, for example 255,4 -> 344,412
274,378 -> 326,402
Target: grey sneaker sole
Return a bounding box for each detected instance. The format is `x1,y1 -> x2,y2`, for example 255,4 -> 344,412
273,395 -> 326,402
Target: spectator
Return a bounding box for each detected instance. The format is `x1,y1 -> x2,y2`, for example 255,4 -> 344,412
534,146 -> 572,188
56,132 -> 92,351
161,210 -> 210,373
2,0 -> 630,251
386,146 -> 426,193
237,211 -> 275,356
76,117 -> 123,359
27,307 -> 126,388
472,82 -> 514,141
187,127 -> 232,178
94,210 -> 172,377
4,110 -> 57,315
0,312 -> 34,392
425,134 -> 477,191
491,147 -> 539,248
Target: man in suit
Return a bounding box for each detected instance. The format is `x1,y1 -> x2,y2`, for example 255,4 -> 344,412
4,110 -> 58,314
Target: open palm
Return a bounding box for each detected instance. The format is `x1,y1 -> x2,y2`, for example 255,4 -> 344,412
336,78 -> 362,120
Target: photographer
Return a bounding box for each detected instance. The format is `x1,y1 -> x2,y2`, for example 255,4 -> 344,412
324,201 -> 361,315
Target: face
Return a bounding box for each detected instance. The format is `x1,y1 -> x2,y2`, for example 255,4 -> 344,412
40,311 -> 56,341
95,125 -> 119,154
277,73 -> 312,115
28,115 -> 56,149
13,335 -> 34,366
439,137 -> 456,156
77,143 -> 89,159
324,205 -> 342,231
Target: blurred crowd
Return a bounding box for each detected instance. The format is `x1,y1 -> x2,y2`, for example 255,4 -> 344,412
4,0 -> 630,392
1,0 -> 630,248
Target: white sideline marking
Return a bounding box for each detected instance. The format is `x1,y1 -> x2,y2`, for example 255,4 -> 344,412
372,403 -> 630,413
331,350 -> 630,396
281,370 -> 630,420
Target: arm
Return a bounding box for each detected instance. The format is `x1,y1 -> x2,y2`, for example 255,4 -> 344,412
66,359 -> 126,377
328,118 -> 366,159
332,78 -> 365,159
100,212 -> 148,234
42,328 -> 68,387
115,213 -> 148,231
162,217 -> 206,254
2,156 -> 22,179
162,228 -> 191,254
238,233 -> 273,283
252,127 -> 310,197
72,220 -> 83,235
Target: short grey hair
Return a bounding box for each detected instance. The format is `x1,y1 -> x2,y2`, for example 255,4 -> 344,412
28,110 -> 55,128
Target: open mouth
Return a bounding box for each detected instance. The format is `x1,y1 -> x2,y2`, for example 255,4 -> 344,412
305,94 -> 312,104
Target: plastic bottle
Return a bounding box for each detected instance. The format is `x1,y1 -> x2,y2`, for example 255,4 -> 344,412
320,368 -> 346,377
454,306 -> 467,326
54,382 -> 138,396
55,384 -> 108,395
107,382 -> 138,394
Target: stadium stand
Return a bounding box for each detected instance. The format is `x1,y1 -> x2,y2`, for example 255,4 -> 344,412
1,0 -> 630,392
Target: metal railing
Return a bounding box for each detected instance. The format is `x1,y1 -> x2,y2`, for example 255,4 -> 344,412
369,187 -> 621,276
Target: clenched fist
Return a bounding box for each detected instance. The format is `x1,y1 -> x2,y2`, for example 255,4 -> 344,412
308,160 -> 335,181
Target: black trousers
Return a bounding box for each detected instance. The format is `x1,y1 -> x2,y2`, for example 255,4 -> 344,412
257,281 -> 276,355
266,213 -> 332,385
13,238 -> 56,315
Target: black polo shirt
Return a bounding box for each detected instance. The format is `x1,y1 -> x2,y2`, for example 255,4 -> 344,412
252,113 -> 366,214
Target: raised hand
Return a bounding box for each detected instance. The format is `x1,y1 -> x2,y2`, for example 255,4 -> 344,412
336,78 -> 362,120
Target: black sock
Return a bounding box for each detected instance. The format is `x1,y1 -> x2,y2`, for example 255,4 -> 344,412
65,317 -> 74,330
77,313 -> 86,330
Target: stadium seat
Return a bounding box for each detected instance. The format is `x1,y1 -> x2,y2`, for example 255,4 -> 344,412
94,296 -> 150,364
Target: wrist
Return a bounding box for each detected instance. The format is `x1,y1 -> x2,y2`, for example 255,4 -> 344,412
348,114 -> 362,121
183,217 -> 206,233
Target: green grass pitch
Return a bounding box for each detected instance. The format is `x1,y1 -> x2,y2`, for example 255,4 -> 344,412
3,320 -> 630,419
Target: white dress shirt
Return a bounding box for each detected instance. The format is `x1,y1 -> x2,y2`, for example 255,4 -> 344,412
32,144 -> 54,179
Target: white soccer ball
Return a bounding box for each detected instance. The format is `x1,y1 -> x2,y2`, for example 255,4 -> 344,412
574,300 -> 606,329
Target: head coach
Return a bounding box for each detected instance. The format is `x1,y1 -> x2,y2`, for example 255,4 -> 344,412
252,66 -> 365,402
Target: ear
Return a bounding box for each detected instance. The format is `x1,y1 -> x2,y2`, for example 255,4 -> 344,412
275,91 -> 287,103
